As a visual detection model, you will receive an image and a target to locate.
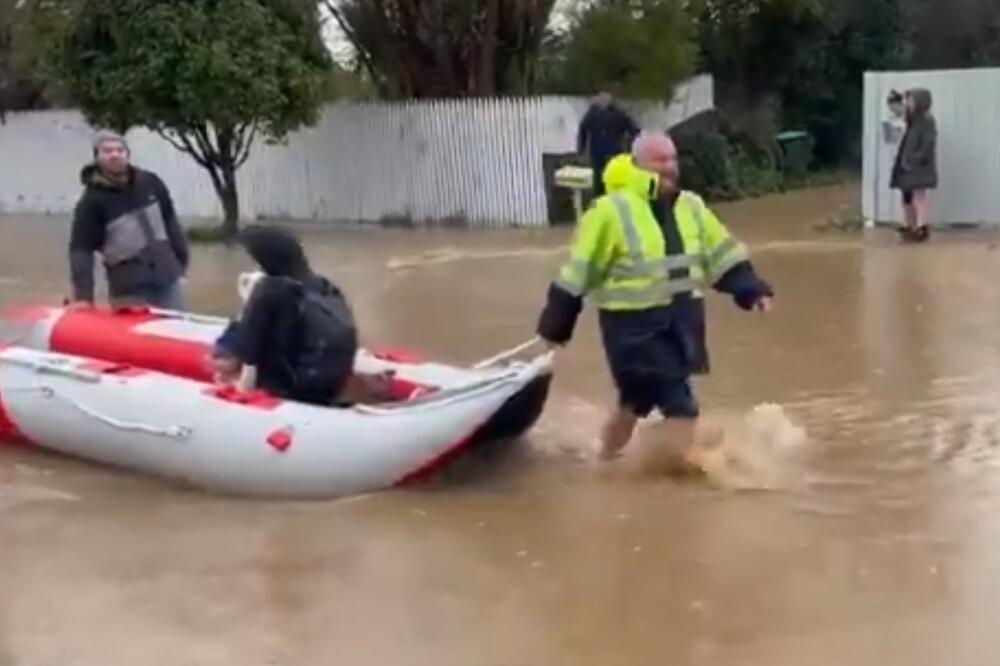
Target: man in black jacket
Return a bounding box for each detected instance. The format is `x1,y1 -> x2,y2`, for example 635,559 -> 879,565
577,90 -> 640,196
69,131 -> 189,309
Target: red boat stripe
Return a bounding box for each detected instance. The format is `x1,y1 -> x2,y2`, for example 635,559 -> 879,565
48,308 -> 438,398
0,346 -> 33,447
50,309 -> 214,382
394,419 -> 488,486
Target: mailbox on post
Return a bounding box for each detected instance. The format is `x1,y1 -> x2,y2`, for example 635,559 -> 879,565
553,165 -> 594,223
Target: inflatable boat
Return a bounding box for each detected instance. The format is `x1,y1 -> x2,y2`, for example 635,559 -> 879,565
0,304 -> 552,498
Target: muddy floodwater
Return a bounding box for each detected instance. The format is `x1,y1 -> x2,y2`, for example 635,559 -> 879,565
6,184 -> 1000,665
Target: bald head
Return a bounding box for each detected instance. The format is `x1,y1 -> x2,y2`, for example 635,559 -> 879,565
632,131 -> 679,195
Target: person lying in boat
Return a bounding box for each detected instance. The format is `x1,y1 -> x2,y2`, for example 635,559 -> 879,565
208,225 -> 393,406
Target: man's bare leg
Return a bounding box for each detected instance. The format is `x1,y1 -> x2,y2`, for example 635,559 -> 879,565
902,200 -> 918,233
598,407 -> 638,460
659,417 -> 704,476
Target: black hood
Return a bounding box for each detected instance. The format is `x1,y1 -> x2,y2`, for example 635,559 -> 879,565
239,225 -> 311,278
79,163 -> 134,189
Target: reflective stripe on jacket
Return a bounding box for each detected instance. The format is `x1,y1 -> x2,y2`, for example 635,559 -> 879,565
553,162 -> 749,311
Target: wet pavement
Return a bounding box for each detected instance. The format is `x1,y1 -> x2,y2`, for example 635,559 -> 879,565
5,184 -> 1000,665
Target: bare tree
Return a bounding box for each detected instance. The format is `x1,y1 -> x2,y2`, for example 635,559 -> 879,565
322,0 -> 557,98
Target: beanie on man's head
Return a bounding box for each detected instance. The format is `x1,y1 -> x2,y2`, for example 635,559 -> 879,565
92,130 -> 130,157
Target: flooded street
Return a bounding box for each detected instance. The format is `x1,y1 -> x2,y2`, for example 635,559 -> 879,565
6,183 -> 1000,665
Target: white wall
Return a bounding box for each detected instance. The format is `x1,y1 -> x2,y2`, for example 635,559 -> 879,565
863,67 -> 1000,226
0,74 -> 713,227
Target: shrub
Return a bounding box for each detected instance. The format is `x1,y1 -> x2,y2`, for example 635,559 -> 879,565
674,122 -> 785,201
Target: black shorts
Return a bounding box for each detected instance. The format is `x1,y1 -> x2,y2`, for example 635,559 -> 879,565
600,318 -> 701,419
618,374 -> 700,419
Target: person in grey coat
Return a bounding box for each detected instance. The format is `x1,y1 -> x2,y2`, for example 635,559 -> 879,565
890,88 -> 937,242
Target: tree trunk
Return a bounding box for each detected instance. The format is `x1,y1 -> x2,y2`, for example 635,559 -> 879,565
219,166 -> 239,238
214,125 -> 240,238
202,160 -> 240,238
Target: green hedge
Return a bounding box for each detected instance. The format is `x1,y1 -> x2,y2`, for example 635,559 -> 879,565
673,122 -> 804,202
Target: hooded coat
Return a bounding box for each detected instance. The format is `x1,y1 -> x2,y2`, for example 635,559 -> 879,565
220,226 -> 358,404
891,88 -> 938,192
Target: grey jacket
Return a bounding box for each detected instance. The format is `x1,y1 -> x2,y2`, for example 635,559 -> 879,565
891,88 -> 938,191
69,165 -> 188,303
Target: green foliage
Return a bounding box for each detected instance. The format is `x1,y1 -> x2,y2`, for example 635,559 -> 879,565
690,0 -> 826,100
780,0 -> 906,166
674,123 -> 785,201
47,0 -> 331,137
44,0 -> 332,232
0,0 -> 70,118
541,0 -> 695,99
907,0 -> 1000,69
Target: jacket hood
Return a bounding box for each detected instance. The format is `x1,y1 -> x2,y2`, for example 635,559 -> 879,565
908,88 -> 933,118
79,163 -> 134,189
602,155 -> 659,200
238,225 -> 311,278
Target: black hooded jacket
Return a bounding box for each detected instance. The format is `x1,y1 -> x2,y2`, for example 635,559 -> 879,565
69,164 -> 188,302
231,226 -> 358,404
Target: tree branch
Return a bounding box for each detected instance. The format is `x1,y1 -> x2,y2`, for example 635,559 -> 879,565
191,124 -> 219,166
323,1 -> 380,85
234,122 -> 257,167
230,121 -> 245,158
156,128 -> 210,168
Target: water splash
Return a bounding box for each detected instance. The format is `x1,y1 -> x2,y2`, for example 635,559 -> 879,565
697,403 -> 808,491
627,403 -> 808,491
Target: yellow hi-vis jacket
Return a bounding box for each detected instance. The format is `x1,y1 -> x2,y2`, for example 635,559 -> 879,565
553,156 -> 749,310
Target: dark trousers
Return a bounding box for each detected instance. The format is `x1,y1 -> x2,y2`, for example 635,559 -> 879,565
590,153 -> 611,196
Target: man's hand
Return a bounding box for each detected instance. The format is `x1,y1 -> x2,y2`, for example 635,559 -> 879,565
210,355 -> 242,385
752,296 -> 773,313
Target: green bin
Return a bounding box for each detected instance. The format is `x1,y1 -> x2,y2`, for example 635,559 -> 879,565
774,130 -> 814,180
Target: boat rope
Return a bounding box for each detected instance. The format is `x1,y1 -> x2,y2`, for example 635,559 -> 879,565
5,384 -> 193,441
472,337 -> 543,370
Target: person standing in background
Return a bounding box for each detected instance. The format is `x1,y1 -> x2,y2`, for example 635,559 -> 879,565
69,131 -> 189,310
883,90 -> 906,144
890,88 -> 938,243
577,89 -> 640,197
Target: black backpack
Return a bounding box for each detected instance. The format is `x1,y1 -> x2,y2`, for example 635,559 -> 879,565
295,278 -> 357,366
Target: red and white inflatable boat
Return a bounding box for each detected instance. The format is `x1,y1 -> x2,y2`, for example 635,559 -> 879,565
0,304 -> 552,498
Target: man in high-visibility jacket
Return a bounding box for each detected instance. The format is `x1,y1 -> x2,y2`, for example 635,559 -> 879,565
536,131 -> 774,469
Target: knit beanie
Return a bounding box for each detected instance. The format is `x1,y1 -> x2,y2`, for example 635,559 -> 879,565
92,130 -> 129,156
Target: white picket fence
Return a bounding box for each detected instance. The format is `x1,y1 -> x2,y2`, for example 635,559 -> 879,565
862,67 -> 1000,226
0,75 -> 713,227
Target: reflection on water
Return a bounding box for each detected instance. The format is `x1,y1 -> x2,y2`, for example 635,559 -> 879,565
6,184 -> 1000,664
